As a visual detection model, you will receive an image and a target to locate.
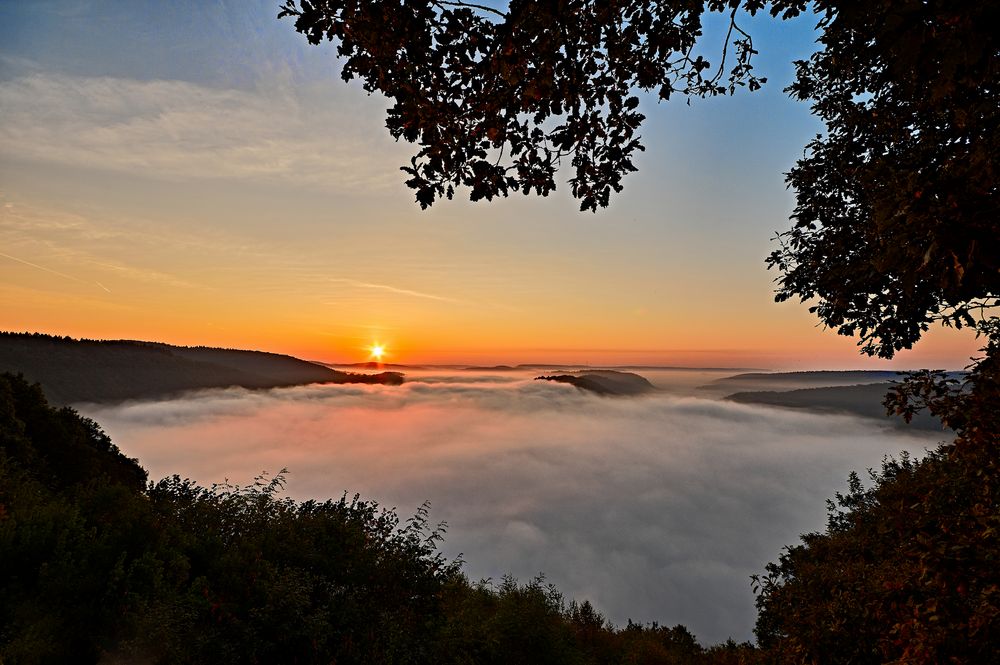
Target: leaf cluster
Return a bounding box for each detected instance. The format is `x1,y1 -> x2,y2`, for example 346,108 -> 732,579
768,0 -> 1000,357
279,1 -> 772,210
754,441 -> 1000,663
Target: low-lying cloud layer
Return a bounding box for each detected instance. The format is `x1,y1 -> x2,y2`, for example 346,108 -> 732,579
82,371 -> 943,644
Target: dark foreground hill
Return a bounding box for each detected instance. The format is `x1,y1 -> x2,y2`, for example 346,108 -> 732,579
0,332 -> 403,405
536,370 -> 657,396
0,372 -> 753,664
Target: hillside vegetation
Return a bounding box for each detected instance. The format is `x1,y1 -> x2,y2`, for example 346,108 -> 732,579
0,332 -> 403,405
0,372 -> 755,664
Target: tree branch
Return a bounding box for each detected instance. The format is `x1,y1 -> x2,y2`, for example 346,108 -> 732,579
431,0 -> 508,19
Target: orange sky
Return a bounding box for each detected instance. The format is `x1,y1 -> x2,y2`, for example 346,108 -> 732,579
0,2 -> 981,371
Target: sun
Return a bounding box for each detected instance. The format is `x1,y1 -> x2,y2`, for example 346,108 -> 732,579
368,343 -> 386,362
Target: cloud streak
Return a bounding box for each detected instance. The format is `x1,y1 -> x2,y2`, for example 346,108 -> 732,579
329,277 -> 462,303
0,73 -> 406,192
0,249 -> 108,292
0,201 -> 211,293
0,250 -> 86,283
82,371 -> 943,645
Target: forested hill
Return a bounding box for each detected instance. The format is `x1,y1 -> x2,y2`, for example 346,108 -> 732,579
0,332 -> 403,405
705,370 -> 962,431
706,370 -> 904,393
725,383 -> 944,431
536,370 -> 657,396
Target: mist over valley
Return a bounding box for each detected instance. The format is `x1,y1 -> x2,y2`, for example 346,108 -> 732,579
78,365 -> 942,643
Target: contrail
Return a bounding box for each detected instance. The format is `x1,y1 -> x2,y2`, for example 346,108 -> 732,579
329,277 -> 461,303
0,250 -> 108,293
328,277 -> 524,312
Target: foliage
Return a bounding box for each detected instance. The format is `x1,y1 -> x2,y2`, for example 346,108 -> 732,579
767,0 -> 1000,358
434,575 -> 757,664
885,318 -> 1000,438
753,443 -> 1000,663
1,375 -> 153,662
0,372 -> 147,491
278,0 -> 775,211
753,326 -> 1000,663
436,575 -> 585,664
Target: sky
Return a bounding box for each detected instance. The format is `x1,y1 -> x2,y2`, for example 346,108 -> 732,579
0,0 -> 980,368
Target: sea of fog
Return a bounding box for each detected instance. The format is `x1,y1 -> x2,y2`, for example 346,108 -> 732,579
79,368 -> 944,644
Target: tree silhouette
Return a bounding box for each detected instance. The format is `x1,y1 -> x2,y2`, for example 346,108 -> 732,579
279,0 -> 769,211
767,1 -> 999,359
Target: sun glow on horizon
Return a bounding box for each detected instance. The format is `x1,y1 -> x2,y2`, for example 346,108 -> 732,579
368,343 -> 386,362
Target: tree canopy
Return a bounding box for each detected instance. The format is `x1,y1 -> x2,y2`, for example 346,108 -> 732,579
279,0 -> 776,211
768,1 -> 1000,358
280,0 -> 999,360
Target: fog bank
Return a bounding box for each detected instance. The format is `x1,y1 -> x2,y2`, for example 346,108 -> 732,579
82,370 -> 942,644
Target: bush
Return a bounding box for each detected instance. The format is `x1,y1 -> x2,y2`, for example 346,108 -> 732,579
753,333 -> 1000,664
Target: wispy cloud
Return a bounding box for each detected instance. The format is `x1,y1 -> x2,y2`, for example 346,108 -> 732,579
0,201 -> 206,292
0,73 -> 406,191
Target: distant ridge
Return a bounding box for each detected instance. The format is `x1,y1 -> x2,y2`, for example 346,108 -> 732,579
713,370 -> 904,384
699,370 -> 969,430
466,364 -> 766,372
0,332 -> 403,405
327,361 -> 425,370
725,383 -> 947,431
